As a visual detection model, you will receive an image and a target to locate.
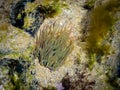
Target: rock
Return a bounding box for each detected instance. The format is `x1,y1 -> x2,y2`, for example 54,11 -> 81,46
0,25 -> 34,60
34,0 -> 87,87
0,58 -> 39,90
0,0 -> 35,60
10,0 -> 45,37
0,0 -> 42,89
1,0 -> 120,89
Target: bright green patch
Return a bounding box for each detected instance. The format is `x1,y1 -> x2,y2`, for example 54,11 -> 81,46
17,13 -> 22,19
23,15 -> 35,29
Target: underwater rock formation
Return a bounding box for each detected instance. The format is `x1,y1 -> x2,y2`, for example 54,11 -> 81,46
0,58 -> 39,90
10,0 -> 45,37
0,25 -> 34,60
0,0 -> 120,89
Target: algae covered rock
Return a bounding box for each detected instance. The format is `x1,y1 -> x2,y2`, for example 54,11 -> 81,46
10,0 -> 65,37
0,58 -> 39,90
0,1 -> 38,89
0,0 -> 35,60
10,0 -> 45,36
0,25 -> 34,60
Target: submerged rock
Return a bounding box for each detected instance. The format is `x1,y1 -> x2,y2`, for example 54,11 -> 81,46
0,25 -> 34,60
10,0 -> 45,37
0,0 -> 43,89
0,58 -> 39,90
1,0 -> 120,89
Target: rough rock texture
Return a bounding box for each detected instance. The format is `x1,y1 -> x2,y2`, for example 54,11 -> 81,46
10,0 -> 45,36
0,25 -> 34,59
0,0 -> 120,90
34,0 -> 88,87
0,58 -> 39,90
0,0 -> 35,60
0,0 -> 37,89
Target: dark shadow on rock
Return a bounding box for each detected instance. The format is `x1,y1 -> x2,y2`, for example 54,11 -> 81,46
0,58 -> 28,74
10,0 -> 45,37
0,58 -> 39,90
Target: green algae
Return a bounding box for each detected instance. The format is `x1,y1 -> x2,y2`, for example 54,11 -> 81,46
23,15 -> 35,29
86,0 -> 120,67
4,72 -> 29,90
24,0 -> 67,18
85,0 -> 96,9
1,59 -> 35,90
24,2 -> 39,13
43,4 -> 62,18
4,45 -> 34,61
0,1 -> 36,90
38,0 -> 67,18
